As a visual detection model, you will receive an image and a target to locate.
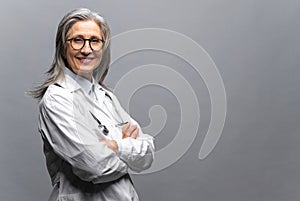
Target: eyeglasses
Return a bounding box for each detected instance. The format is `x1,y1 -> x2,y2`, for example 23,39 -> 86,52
67,37 -> 105,51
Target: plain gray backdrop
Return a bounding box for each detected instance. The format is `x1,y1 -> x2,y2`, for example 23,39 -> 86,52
1,1 -> 300,201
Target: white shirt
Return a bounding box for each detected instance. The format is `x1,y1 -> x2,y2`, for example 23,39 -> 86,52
38,68 -> 155,201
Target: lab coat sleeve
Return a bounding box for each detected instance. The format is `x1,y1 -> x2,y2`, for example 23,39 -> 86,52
114,118 -> 155,172
38,88 -> 128,184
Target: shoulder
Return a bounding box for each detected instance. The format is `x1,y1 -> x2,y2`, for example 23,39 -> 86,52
40,83 -> 74,110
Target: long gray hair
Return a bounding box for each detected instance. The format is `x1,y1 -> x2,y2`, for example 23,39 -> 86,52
30,8 -> 111,99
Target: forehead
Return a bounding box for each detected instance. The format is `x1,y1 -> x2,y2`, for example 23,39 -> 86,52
68,20 -> 102,37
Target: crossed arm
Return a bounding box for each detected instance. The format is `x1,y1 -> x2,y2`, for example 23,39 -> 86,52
100,123 -> 139,153
39,88 -> 154,183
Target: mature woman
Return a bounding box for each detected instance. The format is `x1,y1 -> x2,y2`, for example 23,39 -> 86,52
31,8 -> 154,201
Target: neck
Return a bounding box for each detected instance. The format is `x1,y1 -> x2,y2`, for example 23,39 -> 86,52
78,72 -> 93,82
67,67 -> 93,82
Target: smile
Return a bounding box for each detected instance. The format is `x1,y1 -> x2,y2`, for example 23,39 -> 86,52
76,57 -> 94,64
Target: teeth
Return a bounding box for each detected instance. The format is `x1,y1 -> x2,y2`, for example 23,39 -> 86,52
77,57 -> 92,60
77,58 -> 92,64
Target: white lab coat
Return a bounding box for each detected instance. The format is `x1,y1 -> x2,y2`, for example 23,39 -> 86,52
38,74 -> 154,201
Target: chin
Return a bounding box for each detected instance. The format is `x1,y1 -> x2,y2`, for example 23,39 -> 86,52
77,65 -> 97,73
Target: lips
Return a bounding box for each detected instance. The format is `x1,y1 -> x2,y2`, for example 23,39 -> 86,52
76,57 -> 94,64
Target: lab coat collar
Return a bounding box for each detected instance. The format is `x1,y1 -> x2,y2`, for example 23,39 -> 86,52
57,67 -> 104,93
64,67 -> 95,94
55,68 -> 127,122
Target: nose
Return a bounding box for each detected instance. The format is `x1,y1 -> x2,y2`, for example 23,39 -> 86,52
80,40 -> 92,54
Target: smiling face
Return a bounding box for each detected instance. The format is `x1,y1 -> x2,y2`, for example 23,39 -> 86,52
65,20 -> 103,81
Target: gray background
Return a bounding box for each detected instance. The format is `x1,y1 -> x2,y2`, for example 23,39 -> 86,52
1,0 -> 300,201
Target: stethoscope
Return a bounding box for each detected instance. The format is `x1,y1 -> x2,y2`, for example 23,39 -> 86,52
89,88 -> 128,135
89,99 -> 128,135
88,88 -> 128,135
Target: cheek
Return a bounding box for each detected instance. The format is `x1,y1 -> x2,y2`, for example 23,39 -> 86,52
95,57 -> 102,65
66,50 -> 76,64
95,52 -> 103,64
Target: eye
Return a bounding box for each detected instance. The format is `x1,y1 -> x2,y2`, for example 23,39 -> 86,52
73,38 -> 83,43
91,38 -> 101,43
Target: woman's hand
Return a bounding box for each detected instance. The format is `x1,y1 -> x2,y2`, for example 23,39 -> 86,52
99,140 -> 118,153
122,123 -> 139,139
99,123 -> 139,153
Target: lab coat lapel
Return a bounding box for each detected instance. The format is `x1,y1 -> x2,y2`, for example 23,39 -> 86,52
72,86 -> 127,125
56,75 -> 110,120
58,75 -> 129,123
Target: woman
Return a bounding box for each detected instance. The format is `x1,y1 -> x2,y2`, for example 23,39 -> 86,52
31,8 -> 154,201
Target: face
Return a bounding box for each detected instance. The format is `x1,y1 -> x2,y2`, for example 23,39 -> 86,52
65,20 -> 103,80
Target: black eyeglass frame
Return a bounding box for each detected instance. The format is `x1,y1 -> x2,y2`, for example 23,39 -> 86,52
67,37 -> 105,51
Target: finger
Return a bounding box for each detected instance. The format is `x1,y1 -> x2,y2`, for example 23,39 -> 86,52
128,125 -> 138,138
122,123 -> 130,138
129,125 -> 138,134
125,125 -> 135,136
128,125 -> 137,135
123,125 -> 137,138
122,123 -> 130,133
131,127 -> 139,139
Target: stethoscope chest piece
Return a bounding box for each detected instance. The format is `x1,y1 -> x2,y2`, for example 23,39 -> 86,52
99,124 -> 109,135
90,111 -> 110,135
